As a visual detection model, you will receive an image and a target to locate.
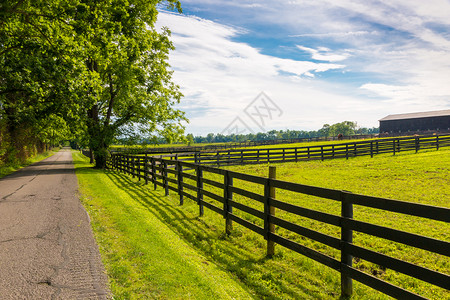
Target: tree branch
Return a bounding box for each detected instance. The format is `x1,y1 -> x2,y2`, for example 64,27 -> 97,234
104,73 -> 115,127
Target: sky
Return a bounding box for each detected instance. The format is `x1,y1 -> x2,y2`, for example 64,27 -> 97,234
156,0 -> 450,136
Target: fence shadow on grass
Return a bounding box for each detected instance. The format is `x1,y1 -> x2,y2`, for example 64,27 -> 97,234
104,169 -> 343,300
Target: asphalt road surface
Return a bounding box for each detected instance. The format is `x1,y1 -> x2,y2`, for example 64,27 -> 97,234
0,149 -> 110,299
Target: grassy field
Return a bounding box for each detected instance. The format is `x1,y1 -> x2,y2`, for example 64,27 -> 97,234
75,147 -> 449,299
166,147 -> 449,299
110,136 -> 377,152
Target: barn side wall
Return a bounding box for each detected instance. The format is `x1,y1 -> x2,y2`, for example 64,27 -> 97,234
380,116 -> 450,133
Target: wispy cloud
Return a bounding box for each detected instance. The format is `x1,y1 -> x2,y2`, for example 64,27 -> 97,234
157,1 -> 450,135
290,31 -> 378,38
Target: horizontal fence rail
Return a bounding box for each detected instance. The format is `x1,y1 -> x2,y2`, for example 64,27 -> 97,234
139,134 -> 450,166
107,153 -> 450,299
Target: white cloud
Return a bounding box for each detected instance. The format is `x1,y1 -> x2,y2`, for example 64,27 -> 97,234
296,45 -> 350,62
156,1 -> 450,135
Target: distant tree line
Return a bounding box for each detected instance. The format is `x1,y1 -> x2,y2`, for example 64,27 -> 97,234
187,121 -> 379,144
118,121 -> 379,145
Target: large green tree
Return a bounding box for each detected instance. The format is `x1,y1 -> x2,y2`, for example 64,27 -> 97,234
1,0 -> 186,168
0,0 -> 81,162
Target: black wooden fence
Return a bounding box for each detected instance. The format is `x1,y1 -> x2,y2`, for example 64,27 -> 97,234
109,134 -> 378,154
107,154 -> 450,299
148,134 -> 450,166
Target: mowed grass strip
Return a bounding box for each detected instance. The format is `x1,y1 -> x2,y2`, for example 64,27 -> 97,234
0,148 -> 59,179
72,152 -> 253,299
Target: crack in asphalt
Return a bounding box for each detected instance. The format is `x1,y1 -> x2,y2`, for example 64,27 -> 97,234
1,176 -> 39,202
0,150 -> 110,299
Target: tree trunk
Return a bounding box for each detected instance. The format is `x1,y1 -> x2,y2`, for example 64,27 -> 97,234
89,149 -> 94,164
93,147 -> 108,169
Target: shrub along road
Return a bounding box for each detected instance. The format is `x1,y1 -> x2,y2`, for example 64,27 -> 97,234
0,149 -> 110,299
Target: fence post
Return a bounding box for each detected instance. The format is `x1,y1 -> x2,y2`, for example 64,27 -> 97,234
197,165 -> 204,216
178,162 -> 184,205
163,161 -> 169,196
257,149 -> 260,163
393,139 -> 396,155
224,170 -> 233,234
415,136 -> 419,153
436,136 -> 439,150
144,157 -> 148,185
152,159 -> 157,190
283,148 -> 286,161
345,144 -> 349,160
138,157 -> 141,181
217,151 -> 220,167
295,148 -> 298,162
370,141 -> 373,158
340,191 -> 353,297
265,166 -> 276,257
321,146 -> 324,161
127,156 -> 130,175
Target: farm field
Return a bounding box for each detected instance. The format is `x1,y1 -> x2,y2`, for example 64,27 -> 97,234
77,148 -> 449,299
170,147 -> 450,299
109,136 -> 378,153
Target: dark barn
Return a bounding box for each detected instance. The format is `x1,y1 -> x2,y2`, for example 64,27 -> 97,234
379,109 -> 450,134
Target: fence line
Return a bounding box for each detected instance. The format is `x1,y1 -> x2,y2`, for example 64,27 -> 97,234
107,153 -> 450,299
110,134 -> 380,154
146,134 -> 450,166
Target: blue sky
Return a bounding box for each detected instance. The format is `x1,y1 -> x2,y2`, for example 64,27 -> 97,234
156,1 -> 450,136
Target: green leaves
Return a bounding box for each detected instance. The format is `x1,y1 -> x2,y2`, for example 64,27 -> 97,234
1,0 -> 186,167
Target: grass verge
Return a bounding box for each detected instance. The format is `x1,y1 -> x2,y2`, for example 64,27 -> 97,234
0,148 -> 59,179
72,151 -> 253,299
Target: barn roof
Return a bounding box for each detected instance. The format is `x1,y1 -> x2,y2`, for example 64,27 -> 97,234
379,109 -> 450,121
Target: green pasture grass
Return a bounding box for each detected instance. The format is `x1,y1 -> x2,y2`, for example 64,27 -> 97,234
238,138 -> 376,151
73,152 -> 253,299
77,167 -> 404,298
160,147 -> 449,299
0,148 -> 59,179
75,147 -> 449,299
208,148 -> 449,299
109,136 -> 378,151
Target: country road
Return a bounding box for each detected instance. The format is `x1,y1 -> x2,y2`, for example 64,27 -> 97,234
0,149 -> 110,299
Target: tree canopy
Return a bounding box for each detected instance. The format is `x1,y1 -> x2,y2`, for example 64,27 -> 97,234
1,0 -> 186,167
